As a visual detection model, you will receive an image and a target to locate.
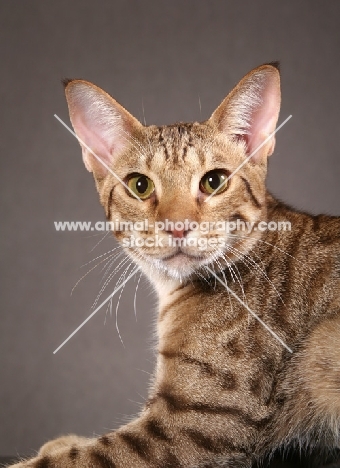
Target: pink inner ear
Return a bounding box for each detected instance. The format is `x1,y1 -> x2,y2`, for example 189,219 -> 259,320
72,114 -> 114,174
65,81 -> 140,178
245,77 -> 280,161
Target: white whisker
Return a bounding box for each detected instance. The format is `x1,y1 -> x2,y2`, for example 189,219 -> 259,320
72,250 -> 120,295
134,271 -> 143,322
80,246 -> 121,268
53,267 -> 139,354
90,230 -> 111,252
114,264 -> 135,348
227,244 -> 284,304
93,254 -> 131,308
228,232 -> 301,264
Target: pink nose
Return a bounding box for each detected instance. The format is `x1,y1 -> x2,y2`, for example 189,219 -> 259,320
166,228 -> 190,238
173,228 -> 185,238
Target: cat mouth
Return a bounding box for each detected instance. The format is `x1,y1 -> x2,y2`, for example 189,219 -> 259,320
139,248 -> 216,279
161,249 -> 206,262
157,249 -> 211,277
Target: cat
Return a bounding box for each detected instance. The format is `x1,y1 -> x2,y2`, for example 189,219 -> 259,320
9,63 -> 340,468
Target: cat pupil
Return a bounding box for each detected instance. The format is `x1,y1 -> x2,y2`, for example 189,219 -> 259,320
208,173 -> 221,190
136,176 -> 148,193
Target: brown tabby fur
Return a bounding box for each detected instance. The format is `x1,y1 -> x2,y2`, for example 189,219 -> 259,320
9,64 -> 340,468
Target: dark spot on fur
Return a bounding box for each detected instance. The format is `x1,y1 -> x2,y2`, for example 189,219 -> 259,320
262,355 -> 276,374
119,432 -> 150,460
106,188 -> 114,220
157,387 -> 185,412
68,446 -> 79,460
249,377 -> 263,398
90,450 -> 115,468
223,337 -> 244,358
220,371 -> 237,390
185,429 -> 235,454
186,429 -> 217,452
145,418 -> 170,441
157,384 -> 271,429
98,435 -> 112,446
275,394 -> 286,407
241,176 -> 262,209
159,450 -> 182,468
35,457 -> 51,468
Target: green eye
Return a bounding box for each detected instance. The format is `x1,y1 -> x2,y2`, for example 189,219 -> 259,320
200,170 -> 229,195
127,174 -> 155,200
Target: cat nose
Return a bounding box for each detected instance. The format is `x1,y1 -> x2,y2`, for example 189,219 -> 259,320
167,228 -> 189,238
165,226 -> 191,238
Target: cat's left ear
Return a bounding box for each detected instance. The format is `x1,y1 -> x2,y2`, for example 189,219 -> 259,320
64,79 -> 142,178
210,62 -> 281,162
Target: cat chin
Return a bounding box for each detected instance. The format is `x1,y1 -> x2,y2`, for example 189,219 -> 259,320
153,256 -> 197,281
148,252 -> 216,282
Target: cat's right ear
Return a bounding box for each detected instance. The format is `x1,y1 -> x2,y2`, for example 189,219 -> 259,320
63,80 -> 142,178
210,63 -> 281,162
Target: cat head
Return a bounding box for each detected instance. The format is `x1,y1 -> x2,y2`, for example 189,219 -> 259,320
64,63 -> 280,284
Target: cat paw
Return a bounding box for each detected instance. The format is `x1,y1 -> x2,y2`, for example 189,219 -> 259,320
6,436 -> 92,468
6,459 -> 35,468
7,449 -> 81,468
37,434 -> 89,456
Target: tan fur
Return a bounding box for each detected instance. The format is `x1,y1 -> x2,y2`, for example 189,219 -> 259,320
307,318 -> 340,417
9,64 -> 340,468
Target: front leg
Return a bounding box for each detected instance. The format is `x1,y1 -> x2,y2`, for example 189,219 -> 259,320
9,297 -> 275,468
8,408 -> 255,468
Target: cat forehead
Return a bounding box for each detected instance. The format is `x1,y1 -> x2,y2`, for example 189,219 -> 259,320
140,122 -> 222,169
150,122 -> 209,147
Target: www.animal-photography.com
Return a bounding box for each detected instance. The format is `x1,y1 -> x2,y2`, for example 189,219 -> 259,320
1,2 -> 340,467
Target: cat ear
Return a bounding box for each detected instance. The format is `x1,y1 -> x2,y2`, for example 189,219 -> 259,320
64,79 -> 142,178
210,63 -> 281,162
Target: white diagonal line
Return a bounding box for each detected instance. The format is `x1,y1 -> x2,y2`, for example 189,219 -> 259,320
206,266 -> 292,353
205,115 -> 292,202
54,114 -> 142,202
53,267 -> 139,354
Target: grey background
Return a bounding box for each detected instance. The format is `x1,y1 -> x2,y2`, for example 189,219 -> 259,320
1,0 -> 340,458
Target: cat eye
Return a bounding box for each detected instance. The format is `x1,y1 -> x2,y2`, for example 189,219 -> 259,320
200,170 -> 229,195
127,173 -> 155,200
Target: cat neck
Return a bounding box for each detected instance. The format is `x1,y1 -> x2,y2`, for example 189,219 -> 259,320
140,262 -> 188,297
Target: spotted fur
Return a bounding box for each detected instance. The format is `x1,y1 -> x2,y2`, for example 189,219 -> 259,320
9,64 -> 340,468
